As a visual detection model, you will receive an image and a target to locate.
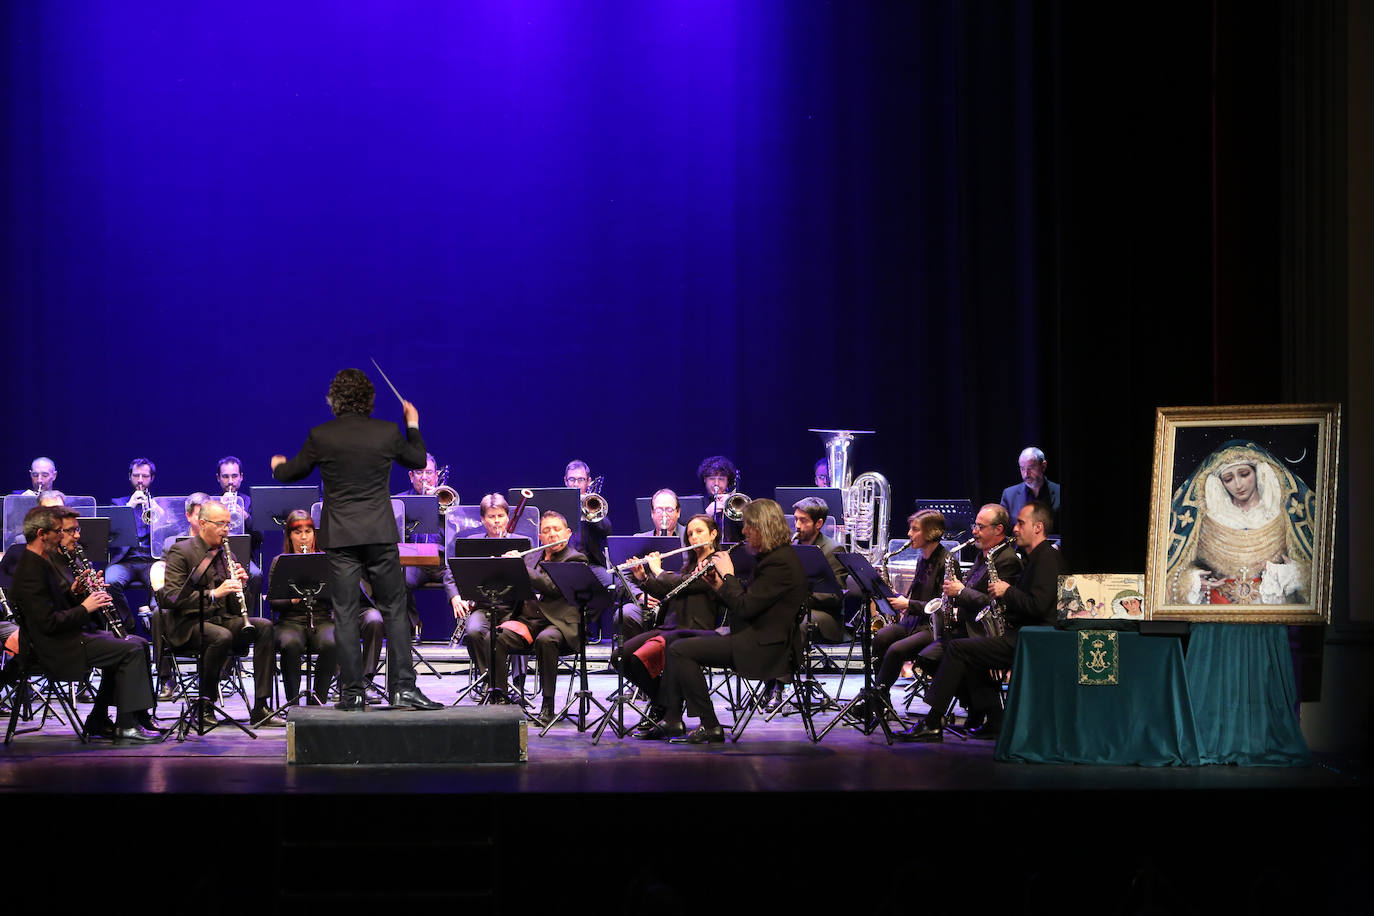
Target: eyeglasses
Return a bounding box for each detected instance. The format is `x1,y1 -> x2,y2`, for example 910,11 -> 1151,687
202,518 -> 231,529
565,476 -> 589,485
652,507 -> 676,515
59,526 -> 80,535
970,522 -> 995,531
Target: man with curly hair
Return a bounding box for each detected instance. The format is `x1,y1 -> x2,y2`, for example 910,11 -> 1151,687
271,368 -> 440,711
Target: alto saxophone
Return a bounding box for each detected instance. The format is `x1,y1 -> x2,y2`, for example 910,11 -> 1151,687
975,542 -> 1009,638
929,536 -> 976,641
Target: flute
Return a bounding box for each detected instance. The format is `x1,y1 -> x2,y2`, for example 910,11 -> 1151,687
614,541 -> 705,572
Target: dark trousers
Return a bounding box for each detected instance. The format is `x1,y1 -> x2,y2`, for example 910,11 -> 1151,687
921,631 -> 1017,723
460,610 -> 490,675
276,619 -> 337,703
661,631 -> 735,726
83,632 -> 155,723
490,623 -> 569,708
174,615 -> 275,701
873,624 -> 939,691
329,542 -> 413,699
808,608 -> 844,643
103,558 -> 152,635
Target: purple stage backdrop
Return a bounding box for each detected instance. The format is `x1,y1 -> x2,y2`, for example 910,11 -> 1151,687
2,2 -> 1228,573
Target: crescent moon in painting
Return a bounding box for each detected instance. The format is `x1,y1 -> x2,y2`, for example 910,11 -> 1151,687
1285,448 -> 1306,464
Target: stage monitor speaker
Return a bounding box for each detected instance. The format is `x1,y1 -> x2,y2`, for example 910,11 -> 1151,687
286,707 -> 528,765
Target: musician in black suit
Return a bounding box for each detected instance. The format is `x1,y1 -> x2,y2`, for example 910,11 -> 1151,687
487,511 -> 588,726
1000,446 -> 1061,529
105,458 -> 159,636
642,499 -> 806,745
10,506 -> 159,742
271,368 -> 440,711
900,501 -> 1061,741
159,501 -> 281,727
791,497 -> 848,641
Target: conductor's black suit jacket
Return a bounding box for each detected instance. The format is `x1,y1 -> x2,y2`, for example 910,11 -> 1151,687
272,415 -> 427,549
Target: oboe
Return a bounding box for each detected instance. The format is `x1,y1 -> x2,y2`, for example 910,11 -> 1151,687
62,544 -> 126,638
221,541 -> 255,634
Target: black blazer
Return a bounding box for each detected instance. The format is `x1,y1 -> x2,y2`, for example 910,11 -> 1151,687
273,414 -> 427,548
714,545 -> 808,681
950,540 -> 1024,617
159,535 -> 238,644
1001,539 -> 1064,630
520,546 -> 590,646
10,549 -> 91,680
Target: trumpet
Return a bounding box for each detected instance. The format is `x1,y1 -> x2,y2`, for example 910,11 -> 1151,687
581,492 -> 608,523
424,463 -> 459,514
131,485 -> 162,525
615,541 -> 706,573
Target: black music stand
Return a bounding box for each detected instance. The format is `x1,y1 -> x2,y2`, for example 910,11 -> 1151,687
779,544 -> 845,719
539,561 -> 612,735
249,485 -> 320,552
397,495 -> 441,541
589,544 -> 664,745
95,506 -> 138,562
75,517 -> 111,566
444,537 -> 531,698
448,555 -> 535,708
263,553 -> 333,714
507,487 -> 580,531
816,552 -> 898,744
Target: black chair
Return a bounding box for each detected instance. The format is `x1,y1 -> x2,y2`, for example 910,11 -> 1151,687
3,604 -> 87,745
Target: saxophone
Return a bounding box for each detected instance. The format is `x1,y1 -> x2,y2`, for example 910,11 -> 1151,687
929,536 -> 976,641
975,542 -> 1010,638
62,544 -> 127,638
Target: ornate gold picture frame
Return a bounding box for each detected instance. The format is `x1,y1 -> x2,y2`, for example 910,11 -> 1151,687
1145,404 -> 1340,624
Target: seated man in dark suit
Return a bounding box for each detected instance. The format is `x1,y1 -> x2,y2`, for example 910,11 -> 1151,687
106,457 -> 160,637
159,501 -> 281,728
488,511 -> 588,726
9,506 -> 159,742
791,496 -> 848,642
900,501 -> 1062,742
1000,446 -> 1061,531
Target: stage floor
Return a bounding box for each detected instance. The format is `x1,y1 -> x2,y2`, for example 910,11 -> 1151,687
0,644 -> 1359,796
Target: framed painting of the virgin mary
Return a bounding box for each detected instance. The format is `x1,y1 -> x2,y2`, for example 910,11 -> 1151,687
1145,404 -> 1340,624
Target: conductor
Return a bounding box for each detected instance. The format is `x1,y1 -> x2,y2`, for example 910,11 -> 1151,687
270,368 -> 441,711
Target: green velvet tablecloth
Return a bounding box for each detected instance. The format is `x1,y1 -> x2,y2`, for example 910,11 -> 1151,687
994,626 -> 1202,765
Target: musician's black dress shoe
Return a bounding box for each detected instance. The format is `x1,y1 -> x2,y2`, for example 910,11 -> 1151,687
252,706 -> 287,728
83,714 -> 116,740
635,720 -> 687,740
527,706 -> 558,728
670,724 -> 726,745
113,724 -> 162,744
156,681 -> 177,702
335,694 -> 366,711
134,711 -> 170,735
390,687 -> 442,710
895,718 -> 944,742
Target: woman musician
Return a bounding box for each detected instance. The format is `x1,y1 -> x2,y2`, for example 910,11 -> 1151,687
269,510 -> 384,705
453,492 -> 518,683
613,514 -> 725,725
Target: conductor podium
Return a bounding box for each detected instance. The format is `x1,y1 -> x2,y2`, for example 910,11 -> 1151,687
286,705 -> 529,764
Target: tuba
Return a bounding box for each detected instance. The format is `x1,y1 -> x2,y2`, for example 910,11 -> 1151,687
811,429 -> 890,564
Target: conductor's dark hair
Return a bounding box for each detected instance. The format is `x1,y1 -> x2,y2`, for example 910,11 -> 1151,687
697,455 -> 737,490
327,369 -> 375,417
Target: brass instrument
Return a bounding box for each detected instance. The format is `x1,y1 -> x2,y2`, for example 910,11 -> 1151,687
62,543 -> 126,638
131,485 -> 163,525
868,539 -> 910,632
810,429 -> 891,565
220,488 -> 247,534
581,492 -> 608,523
426,464 -> 459,514
221,540 -> 255,634
974,542 -> 1010,638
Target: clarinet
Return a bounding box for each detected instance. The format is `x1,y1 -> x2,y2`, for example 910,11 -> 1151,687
62,544 -> 127,638
655,550 -> 721,627
0,585 -> 13,622
221,542 -> 255,634
975,542 -> 1009,638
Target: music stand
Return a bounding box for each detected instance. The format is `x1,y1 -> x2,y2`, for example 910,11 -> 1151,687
915,500 -> 975,543
539,562 -> 612,735
249,485 -> 319,551
507,488 -> 580,531
448,555 -> 535,708
397,495 -> 441,541
75,517 -> 112,567
95,506 -> 138,561
778,544 -> 844,721
634,496 -> 705,534
443,536 -> 531,697
263,553 -> 333,713
774,487 -> 847,518
816,552 -> 899,744
588,540 -> 669,744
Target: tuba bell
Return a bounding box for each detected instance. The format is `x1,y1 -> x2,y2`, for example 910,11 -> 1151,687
810,428 -> 891,564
